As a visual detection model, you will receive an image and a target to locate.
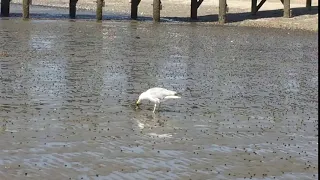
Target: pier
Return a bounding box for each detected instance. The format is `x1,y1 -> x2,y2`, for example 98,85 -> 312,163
0,0 -> 315,23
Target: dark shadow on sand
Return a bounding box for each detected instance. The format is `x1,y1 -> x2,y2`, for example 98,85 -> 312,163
166,6 -> 319,23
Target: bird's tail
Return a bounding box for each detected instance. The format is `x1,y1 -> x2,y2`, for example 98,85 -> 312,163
164,95 -> 181,99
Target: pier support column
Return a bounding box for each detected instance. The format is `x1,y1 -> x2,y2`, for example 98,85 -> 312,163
1,0 -> 10,17
251,0 -> 257,15
219,0 -> 227,24
69,0 -> 78,19
153,0 -> 160,22
131,0 -> 141,19
251,0 -> 267,15
191,0 -> 197,19
96,0 -> 104,21
191,0 -> 203,20
23,0 -> 30,19
283,0 -> 291,18
306,0 -> 311,10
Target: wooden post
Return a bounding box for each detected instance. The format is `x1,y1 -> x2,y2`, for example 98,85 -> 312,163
283,0 -> 291,18
96,0 -> 103,21
23,0 -> 30,19
153,0 -> 160,22
1,0 -> 10,17
191,0 -> 197,20
69,0 -> 77,19
131,0 -> 138,19
255,0 -> 267,13
251,0 -> 257,15
306,0 -> 311,10
219,0 -> 226,24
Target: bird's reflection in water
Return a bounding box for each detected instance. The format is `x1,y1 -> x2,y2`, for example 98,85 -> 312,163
131,110 -> 173,139
132,111 -> 165,129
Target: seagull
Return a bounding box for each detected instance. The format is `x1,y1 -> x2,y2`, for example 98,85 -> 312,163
136,87 -> 181,113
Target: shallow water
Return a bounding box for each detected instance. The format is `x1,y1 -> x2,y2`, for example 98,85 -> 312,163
0,18 -> 318,180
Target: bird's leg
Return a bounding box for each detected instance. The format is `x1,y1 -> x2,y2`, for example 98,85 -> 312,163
153,103 -> 157,113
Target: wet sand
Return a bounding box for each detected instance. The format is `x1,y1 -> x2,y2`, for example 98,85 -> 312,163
0,19 -> 318,180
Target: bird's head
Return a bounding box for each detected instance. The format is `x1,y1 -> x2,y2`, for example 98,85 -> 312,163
136,92 -> 149,107
136,93 -> 144,107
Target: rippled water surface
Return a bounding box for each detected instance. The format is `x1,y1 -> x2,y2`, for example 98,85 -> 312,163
0,19 -> 318,180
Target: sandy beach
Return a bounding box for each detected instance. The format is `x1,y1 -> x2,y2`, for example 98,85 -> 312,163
7,0 -> 319,31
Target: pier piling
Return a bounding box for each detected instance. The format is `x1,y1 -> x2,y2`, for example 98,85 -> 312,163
1,0 -> 10,17
219,0 -> 227,24
191,0 -> 203,20
96,0 -> 103,21
153,0 -> 161,22
191,0 -> 198,19
283,0 -> 291,17
306,0 -> 312,10
251,0 -> 257,15
131,0 -> 141,19
251,0 -> 267,15
69,0 -> 77,19
22,0 -> 30,19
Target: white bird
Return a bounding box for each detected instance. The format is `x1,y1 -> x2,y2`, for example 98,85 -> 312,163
136,87 -> 181,113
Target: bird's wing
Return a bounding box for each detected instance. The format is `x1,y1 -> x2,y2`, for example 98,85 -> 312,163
147,87 -> 177,100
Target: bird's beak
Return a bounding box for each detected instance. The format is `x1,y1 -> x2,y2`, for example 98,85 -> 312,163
135,100 -> 140,109
136,100 -> 141,106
